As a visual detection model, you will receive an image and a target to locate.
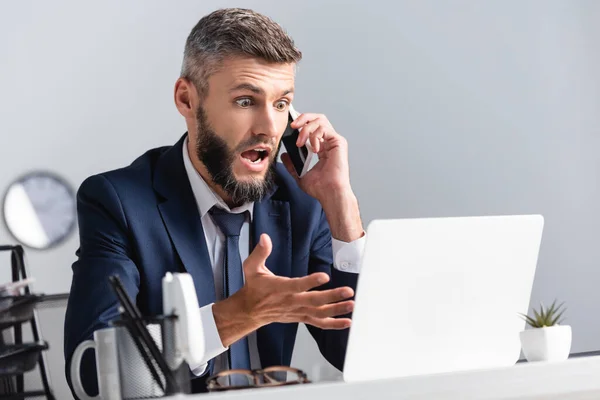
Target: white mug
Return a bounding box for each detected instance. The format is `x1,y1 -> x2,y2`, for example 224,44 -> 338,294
70,327 -> 121,400
70,324 -> 164,400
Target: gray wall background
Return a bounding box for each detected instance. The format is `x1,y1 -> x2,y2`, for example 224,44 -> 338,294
1,0 -> 600,398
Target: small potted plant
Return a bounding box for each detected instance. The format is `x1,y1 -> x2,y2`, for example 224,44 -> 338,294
519,300 -> 571,362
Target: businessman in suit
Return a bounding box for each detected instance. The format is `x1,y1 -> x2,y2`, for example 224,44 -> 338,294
64,7 -> 365,397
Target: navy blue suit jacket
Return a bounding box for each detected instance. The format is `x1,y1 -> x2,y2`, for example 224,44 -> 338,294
64,134 -> 357,396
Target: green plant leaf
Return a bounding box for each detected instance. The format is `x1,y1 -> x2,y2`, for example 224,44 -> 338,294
519,312 -> 540,328
547,300 -> 557,317
540,302 -> 546,316
555,301 -> 566,314
546,301 -> 566,326
541,302 -> 550,323
523,299 -> 567,328
550,308 -> 567,326
533,308 -> 542,322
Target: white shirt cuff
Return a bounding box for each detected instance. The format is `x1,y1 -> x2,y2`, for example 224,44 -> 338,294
189,303 -> 228,376
331,232 -> 366,274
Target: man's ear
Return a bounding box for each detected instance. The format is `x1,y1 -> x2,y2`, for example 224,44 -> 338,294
174,78 -> 199,118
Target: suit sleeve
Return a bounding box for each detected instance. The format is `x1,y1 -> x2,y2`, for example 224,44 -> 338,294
63,175 -> 140,399
305,208 -> 359,371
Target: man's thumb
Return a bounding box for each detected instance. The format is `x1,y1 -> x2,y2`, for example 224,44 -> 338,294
243,233 -> 272,273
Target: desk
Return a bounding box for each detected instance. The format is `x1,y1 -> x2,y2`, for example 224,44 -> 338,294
170,355 -> 600,399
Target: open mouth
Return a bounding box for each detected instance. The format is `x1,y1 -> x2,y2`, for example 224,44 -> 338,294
240,148 -> 270,164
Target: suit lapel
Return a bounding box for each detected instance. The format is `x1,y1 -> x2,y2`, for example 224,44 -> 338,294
154,134 -> 217,307
252,195 -> 291,367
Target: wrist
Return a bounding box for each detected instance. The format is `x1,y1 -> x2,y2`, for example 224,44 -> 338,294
212,291 -> 261,348
320,187 -> 364,242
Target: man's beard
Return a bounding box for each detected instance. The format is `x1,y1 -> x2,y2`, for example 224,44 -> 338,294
194,105 -> 280,207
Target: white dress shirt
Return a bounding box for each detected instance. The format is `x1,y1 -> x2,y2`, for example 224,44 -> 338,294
181,138 -> 365,375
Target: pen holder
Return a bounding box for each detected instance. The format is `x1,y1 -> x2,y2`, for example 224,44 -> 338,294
70,315 -> 190,400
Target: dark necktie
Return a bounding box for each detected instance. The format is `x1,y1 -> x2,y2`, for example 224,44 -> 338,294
208,206 -> 252,377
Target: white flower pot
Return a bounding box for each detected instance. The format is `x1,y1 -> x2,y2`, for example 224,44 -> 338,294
519,325 -> 572,362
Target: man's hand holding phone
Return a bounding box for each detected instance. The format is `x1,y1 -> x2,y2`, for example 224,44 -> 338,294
281,107 -> 364,244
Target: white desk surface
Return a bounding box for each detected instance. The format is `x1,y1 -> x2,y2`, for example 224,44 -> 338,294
168,355 -> 600,400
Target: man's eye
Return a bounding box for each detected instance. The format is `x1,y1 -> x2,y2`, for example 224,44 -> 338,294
275,101 -> 288,111
236,98 -> 253,107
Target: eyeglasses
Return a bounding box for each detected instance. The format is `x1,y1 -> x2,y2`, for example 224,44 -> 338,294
206,366 -> 310,392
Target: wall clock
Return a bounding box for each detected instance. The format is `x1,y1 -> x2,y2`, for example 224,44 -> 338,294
3,171 -> 76,250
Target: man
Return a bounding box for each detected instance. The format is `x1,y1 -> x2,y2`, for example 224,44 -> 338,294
64,7 -> 365,397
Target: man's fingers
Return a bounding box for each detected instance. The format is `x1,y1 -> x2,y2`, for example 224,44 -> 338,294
286,272 -> 330,293
311,300 -> 354,318
290,113 -> 320,130
309,126 -> 326,153
296,121 -> 319,147
243,234 -> 272,275
304,316 -> 352,330
296,287 -> 354,307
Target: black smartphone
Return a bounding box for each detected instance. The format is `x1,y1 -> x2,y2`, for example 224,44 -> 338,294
281,105 -> 313,176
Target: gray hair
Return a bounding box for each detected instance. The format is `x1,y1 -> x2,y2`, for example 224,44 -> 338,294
181,8 -> 302,97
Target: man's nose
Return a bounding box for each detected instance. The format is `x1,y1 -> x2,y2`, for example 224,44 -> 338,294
254,108 -> 282,140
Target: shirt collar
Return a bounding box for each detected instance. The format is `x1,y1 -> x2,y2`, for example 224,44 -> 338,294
182,136 -> 254,220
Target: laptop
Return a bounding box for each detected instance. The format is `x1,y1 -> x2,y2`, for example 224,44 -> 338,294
343,214 -> 544,382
